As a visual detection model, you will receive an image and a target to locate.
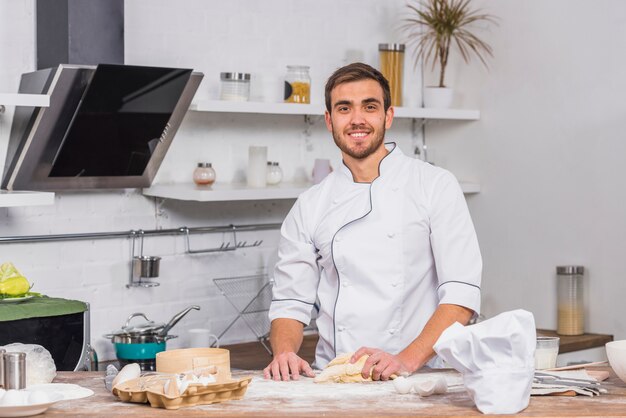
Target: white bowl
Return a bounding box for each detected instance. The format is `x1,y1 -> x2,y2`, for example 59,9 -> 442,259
606,340 -> 626,384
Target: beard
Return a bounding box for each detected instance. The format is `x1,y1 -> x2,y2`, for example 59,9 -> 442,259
331,123 -> 386,160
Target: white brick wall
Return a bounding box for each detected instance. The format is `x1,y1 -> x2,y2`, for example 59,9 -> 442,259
0,0 -> 427,363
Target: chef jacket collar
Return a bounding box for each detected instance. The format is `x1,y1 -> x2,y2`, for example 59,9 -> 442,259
339,142 -> 400,183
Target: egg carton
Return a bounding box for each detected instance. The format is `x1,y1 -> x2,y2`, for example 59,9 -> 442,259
113,375 -> 252,409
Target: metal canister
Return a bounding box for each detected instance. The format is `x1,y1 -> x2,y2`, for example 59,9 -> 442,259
3,352 -> 26,390
0,348 -> 5,388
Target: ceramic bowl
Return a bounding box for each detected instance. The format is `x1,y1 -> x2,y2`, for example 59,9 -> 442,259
606,340 -> 626,384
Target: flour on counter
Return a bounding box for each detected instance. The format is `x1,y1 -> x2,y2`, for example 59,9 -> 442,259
190,370 -> 463,413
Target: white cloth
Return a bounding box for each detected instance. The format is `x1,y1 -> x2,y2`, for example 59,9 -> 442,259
269,143 -> 482,368
433,310 -> 536,415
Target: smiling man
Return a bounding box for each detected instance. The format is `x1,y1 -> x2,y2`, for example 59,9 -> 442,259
264,62 -> 482,381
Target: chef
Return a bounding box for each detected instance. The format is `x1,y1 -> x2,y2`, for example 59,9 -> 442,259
264,62 -> 482,382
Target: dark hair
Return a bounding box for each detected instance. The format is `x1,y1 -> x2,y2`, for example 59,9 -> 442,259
324,62 -> 391,113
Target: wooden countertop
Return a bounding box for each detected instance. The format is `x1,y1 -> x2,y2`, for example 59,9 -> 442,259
46,367 -> 626,417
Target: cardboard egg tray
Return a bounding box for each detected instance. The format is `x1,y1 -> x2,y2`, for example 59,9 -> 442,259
114,375 -> 252,410
113,347 -> 252,410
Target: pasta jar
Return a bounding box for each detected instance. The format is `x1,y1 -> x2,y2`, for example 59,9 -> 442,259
284,65 -> 311,104
556,265 -> 585,336
220,72 -> 250,101
378,43 -> 405,107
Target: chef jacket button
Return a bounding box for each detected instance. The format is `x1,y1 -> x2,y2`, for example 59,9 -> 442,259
333,198 -> 339,204
391,282 -> 399,287
388,328 -> 397,335
387,232 -> 395,238
338,326 -> 345,332
342,280 -> 350,287
335,236 -> 341,242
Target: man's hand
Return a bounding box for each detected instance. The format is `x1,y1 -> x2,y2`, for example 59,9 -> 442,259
351,347 -> 410,381
263,351 -> 315,381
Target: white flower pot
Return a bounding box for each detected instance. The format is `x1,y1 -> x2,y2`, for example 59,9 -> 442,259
423,87 -> 454,108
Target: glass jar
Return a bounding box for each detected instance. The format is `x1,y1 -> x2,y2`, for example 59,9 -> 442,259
556,265 -> 585,336
378,43 -> 405,107
220,72 -> 250,101
284,65 -> 311,104
193,162 -> 216,186
266,161 -> 283,185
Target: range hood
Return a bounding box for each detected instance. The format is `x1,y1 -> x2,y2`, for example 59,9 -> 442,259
2,64 -> 203,191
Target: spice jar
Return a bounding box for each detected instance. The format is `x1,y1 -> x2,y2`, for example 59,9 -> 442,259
378,43 -> 405,106
193,163 -> 216,186
284,66 -> 311,104
266,161 -> 283,185
556,265 -> 585,336
220,72 -> 251,101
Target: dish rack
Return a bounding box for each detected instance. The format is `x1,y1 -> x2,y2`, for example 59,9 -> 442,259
213,274 -> 273,355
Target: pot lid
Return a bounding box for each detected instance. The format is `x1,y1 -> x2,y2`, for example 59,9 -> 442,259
109,313 -> 166,337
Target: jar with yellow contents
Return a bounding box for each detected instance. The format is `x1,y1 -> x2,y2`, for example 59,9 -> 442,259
284,65 -> 311,104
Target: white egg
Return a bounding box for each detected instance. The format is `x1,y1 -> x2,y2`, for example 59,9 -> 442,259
178,380 -> 190,395
392,376 -> 414,394
27,390 -> 50,405
198,375 -> 216,386
111,363 -> 141,391
0,390 -> 27,406
414,376 -> 447,397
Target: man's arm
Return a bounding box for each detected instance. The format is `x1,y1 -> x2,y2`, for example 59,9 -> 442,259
263,318 -> 315,381
352,303 -> 473,380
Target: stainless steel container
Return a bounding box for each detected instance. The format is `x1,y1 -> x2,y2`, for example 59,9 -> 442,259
3,352 -> 26,390
0,348 -> 5,388
133,255 -> 161,278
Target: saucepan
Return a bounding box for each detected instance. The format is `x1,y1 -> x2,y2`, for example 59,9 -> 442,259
104,305 -> 200,370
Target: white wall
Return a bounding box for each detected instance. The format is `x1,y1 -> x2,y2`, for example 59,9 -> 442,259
2,0 -> 623,365
431,0 -> 626,362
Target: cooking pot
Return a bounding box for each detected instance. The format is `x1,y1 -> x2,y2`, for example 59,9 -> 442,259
104,305 -> 200,370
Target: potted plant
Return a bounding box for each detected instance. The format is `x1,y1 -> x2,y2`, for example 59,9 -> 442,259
402,0 -> 496,108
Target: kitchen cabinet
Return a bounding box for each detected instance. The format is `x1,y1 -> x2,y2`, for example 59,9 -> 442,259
0,94 -> 54,207
143,102 -> 481,202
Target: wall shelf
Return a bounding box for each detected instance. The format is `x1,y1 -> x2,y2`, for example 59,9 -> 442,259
143,181 -> 480,202
190,100 -> 480,120
0,93 -> 50,107
0,190 -> 55,207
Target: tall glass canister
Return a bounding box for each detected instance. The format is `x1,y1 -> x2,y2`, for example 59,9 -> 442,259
556,265 -> 585,336
378,43 -> 405,107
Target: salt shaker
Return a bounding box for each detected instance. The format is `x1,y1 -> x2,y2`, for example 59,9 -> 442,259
556,265 -> 585,336
3,352 -> 26,390
266,161 -> 283,185
193,163 -> 216,186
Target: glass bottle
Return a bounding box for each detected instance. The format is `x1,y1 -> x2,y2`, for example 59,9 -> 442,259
379,43 -> 405,107
220,72 -> 251,101
267,161 -> 283,185
556,265 -> 585,336
193,162 -> 216,186
284,66 -> 311,104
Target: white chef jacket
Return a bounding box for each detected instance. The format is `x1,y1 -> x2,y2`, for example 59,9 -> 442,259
269,143 -> 482,369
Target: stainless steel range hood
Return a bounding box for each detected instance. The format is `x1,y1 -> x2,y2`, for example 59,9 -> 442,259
2,64 -> 203,191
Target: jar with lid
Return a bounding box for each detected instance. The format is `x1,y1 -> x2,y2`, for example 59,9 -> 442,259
266,161 -> 283,185
378,43 -> 405,106
284,66 -> 311,104
220,72 -> 251,101
556,265 -> 585,336
193,163 -> 216,186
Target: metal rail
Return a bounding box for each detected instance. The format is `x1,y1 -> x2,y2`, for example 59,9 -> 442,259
0,223 -> 282,244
